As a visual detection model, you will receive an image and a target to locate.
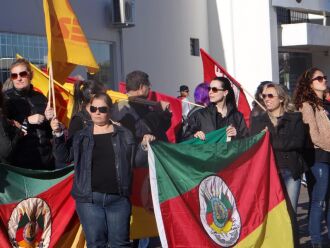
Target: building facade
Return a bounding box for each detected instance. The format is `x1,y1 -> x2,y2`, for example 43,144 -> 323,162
0,0 -> 329,102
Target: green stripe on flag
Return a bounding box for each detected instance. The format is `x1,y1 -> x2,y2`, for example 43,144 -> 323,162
0,164 -> 74,204
151,129 -> 265,203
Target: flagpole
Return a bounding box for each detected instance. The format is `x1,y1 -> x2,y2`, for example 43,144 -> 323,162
49,62 -> 57,118
239,85 -> 266,111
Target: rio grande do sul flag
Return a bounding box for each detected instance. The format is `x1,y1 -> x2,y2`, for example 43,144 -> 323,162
148,128 -> 293,247
0,164 -> 85,248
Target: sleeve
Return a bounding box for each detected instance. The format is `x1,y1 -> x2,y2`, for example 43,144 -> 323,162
300,102 -> 330,151
249,116 -> 264,136
52,134 -> 74,164
68,116 -> 84,140
181,111 -> 202,141
234,112 -> 249,138
0,118 -> 16,159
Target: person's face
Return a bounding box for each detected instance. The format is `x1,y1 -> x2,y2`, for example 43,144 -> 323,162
139,84 -> 150,98
262,87 -> 283,113
310,70 -> 327,93
180,90 -> 189,97
11,64 -> 31,91
90,98 -> 110,126
208,80 -> 227,103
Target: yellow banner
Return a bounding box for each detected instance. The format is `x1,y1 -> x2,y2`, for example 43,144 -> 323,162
43,0 -> 99,83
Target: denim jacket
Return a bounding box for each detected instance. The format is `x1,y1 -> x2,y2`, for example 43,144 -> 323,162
53,123 -> 136,202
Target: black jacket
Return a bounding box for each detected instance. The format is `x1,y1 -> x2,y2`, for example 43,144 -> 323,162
4,86 -> 53,169
182,103 -> 248,140
53,124 -> 136,202
250,112 -> 308,180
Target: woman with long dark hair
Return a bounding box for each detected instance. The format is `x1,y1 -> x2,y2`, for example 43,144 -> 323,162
183,77 -> 248,140
294,67 -> 330,248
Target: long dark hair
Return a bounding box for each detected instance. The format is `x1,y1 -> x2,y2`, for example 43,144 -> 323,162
293,67 -> 324,111
72,80 -> 105,116
213,77 -> 237,110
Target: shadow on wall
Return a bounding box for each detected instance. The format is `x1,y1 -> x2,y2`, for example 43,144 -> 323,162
207,0 -> 226,70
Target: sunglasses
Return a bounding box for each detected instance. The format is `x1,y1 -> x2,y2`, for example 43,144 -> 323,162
208,87 -> 225,93
312,76 -> 327,83
10,71 -> 29,80
261,93 -> 278,99
90,106 -> 108,114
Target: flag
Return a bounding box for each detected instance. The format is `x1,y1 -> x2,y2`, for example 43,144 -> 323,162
43,0 -> 99,83
200,48 -> 251,126
119,82 -> 182,143
0,164 -> 86,247
148,128 -> 294,247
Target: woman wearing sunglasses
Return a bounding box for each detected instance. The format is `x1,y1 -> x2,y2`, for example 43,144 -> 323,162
294,68 -> 330,248
250,83 -> 307,239
51,93 -> 136,247
183,77 -> 248,140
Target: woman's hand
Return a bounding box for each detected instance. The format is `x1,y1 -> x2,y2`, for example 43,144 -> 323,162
226,125 -> 237,138
44,103 -> 55,121
194,131 -> 206,140
28,114 -> 45,125
50,118 -> 62,133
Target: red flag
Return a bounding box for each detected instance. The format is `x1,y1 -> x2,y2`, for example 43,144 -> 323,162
200,48 -> 251,126
119,82 -> 182,143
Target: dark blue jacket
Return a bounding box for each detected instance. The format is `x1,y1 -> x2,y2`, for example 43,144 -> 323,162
53,124 -> 136,202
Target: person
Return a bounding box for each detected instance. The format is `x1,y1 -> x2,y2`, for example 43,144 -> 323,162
2,78 -> 13,92
3,58 -> 54,169
294,67 -> 330,248
177,85 -> 192,120
250,83 -> 307,241
177,82 -> 210,142
0,83 -> 23,163
250,81 -> 270,118
111,70 -> 171,146
183,77 -> 248,140
51,93 -> 137,247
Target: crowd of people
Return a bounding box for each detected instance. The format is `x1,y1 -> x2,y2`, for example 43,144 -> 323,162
0,58 -> 330,248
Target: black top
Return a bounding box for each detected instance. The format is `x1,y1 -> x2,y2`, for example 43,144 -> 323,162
314,100 -> 330,163
91,133 -> 118,194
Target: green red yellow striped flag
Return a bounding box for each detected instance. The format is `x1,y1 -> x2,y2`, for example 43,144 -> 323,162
148,128 -> 294,247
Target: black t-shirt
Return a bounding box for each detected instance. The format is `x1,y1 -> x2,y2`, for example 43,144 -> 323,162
91,133 -> 118,194
315,100 -> 330,163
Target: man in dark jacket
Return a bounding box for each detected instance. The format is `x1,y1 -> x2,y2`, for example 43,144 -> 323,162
111,71 -> 172,164
4,58 -> 54,169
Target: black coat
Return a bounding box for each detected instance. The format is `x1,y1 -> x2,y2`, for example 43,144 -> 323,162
250,112 -> 308,180
182,103 -> 248,140
53,124 -> 136,202
4,86 -> 53,169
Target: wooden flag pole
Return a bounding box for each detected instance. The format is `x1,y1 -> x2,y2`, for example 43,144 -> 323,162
48,62 -> 57,118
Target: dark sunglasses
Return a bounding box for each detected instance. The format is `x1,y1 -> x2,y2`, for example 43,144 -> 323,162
312,75 -> 327,83
10,71 -> 29,80
261,93 -> 278,99
90,106 -> 108,113
208,87 -> 225,93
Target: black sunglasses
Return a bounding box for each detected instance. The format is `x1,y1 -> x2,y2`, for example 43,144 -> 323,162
312,75 -> 327,83
208,87 -> 225,93
10,71 -> 29,80
90,106 -> 108,113
261,93 -> 278,99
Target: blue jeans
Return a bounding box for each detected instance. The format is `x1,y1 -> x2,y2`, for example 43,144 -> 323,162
76,192 -> 131,248
279,168 -> 301,213
308,162 -> 330,245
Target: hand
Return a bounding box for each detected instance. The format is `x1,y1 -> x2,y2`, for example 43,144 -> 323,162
160,101 -> 170,111
27,114 -> 45,125
194,131 -> 206,140
50,118 -> 62,133
226,125 -> 237,138
11,120 -> 28,136
44,103 -> 55,120
141,134 -> 156,146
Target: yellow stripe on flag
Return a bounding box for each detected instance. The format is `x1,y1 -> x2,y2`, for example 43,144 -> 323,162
236,201 -> 294,248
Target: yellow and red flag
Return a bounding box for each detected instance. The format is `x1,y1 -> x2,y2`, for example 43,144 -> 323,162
43,0 -> 99,83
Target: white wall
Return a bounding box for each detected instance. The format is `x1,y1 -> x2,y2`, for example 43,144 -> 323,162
122,0 -> 209,97
313,52 -> 330,79
208,0 -> 279,104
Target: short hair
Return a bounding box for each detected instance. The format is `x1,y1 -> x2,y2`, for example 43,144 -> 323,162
10,58 -> 33,80
126,71 -> 150,92
194,82 -> 210,106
